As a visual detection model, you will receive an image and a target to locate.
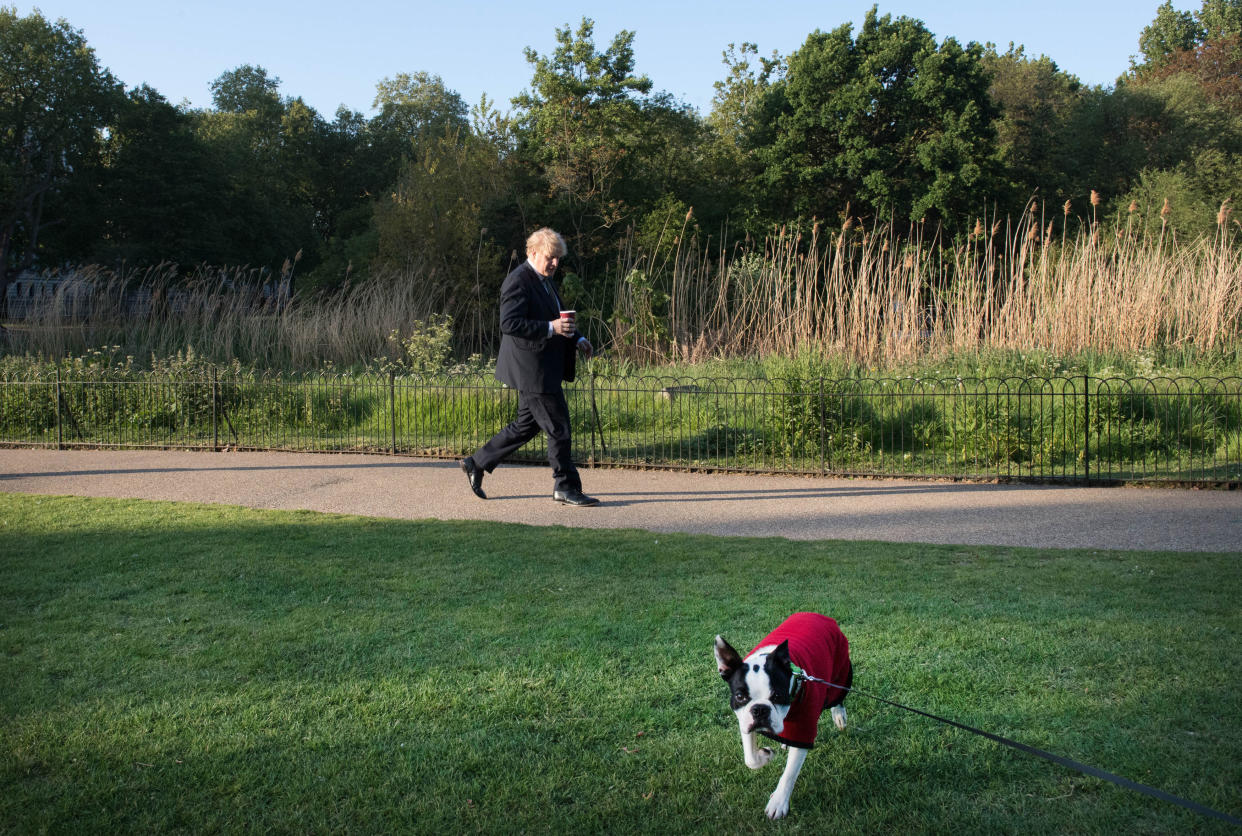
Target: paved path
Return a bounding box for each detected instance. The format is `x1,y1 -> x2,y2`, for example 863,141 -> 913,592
2,448 -> 1240,552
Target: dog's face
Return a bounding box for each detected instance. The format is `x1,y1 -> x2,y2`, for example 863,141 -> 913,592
714,636 -> 795,736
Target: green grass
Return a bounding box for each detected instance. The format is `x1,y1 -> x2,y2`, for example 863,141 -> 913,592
1,494 -> 1239,834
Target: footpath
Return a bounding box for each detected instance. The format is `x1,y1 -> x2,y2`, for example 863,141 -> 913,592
2,448 -> 1240,552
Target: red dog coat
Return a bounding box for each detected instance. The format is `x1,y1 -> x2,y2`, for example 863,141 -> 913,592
748,612 -> 851,748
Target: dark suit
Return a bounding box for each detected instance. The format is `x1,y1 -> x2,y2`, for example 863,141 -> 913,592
470,260 -> 582,492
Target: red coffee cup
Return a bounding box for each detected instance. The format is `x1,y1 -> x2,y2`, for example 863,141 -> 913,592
559,310 -> 575,331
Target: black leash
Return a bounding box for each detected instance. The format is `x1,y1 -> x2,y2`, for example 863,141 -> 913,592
798,673 -> 1242,827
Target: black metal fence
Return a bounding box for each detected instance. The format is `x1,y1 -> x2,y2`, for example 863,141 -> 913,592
3,372 -> 1240,485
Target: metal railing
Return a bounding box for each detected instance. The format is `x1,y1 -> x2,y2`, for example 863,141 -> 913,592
2,371 -> 1239,485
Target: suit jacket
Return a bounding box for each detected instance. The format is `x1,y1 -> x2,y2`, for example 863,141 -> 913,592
493,260 -> 579,393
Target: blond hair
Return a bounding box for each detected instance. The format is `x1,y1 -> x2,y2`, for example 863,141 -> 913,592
525,227 -> 567,258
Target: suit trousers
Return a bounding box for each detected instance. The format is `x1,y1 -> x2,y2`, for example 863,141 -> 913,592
471,389 -> 581,493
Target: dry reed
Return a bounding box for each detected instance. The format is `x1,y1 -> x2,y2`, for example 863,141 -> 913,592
611,212 -> 1242,365
7,214 -> 1241,370
5,263 -> 455,371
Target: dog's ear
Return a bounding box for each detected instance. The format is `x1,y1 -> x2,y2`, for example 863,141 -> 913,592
768,640 -> 792,672
714,635 -> 743,678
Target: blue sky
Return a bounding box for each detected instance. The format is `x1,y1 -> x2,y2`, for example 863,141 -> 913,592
19,1 -> 1189,117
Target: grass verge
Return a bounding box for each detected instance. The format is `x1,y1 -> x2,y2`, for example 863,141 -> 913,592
1,493 -> 1239,833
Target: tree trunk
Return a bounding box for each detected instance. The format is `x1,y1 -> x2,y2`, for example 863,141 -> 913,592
22,186 -> 46,271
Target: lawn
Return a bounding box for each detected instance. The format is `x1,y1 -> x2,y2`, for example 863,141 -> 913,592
1,493 -> 1239,834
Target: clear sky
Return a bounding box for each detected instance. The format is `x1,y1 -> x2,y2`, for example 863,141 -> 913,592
17,0 -> 1191,117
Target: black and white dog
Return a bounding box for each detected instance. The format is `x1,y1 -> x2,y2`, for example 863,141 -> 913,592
714,612 -> 853,819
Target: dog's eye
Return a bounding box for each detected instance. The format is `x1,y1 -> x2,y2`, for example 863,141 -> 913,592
734,690 -> 748,702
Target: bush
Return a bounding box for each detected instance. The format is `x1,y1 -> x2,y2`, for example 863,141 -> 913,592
770,355 -> 874,463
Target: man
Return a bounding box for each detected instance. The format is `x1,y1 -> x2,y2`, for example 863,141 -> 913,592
460,228 -> 599,506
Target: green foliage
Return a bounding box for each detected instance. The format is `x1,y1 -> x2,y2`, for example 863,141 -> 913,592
982,45 -> 1086,205
514,17 -> 653,263
769,354 -> 874,462
759,8 -> 999,227
189,73 -> 323,268
85,85 -> 233,265
1109,71 -> 1242,233
1121,149 -> 1242,239
708,42 -> 782,147
364,315 -> 492,380
1200,0 -> 1242,39
631,194 -> 695,268
0,374 -> 56,436
0,8 -> 121,287
617,268 -> 669,349
1138,1 -> 1203,68
1137,0 -> 1242,70
372,130 -> 507,308
300,203 -> 380,291
209,64 -> 282,115
0,346 -> 243,443
952,394 -> 1032,465
371,71 -> 469,146
384,314 -> 454,373
368,71 -> 470,192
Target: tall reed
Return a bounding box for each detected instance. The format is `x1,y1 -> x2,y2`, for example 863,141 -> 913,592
611,212 -> 1242,365
4,263 -> 453,371
5,214 -> 1240,370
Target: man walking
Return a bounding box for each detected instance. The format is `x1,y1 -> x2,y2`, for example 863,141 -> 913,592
460,228 -> 599,506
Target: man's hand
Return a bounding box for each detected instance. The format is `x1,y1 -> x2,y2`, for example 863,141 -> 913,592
576,337 -> 593,358
551,318 -> 576,337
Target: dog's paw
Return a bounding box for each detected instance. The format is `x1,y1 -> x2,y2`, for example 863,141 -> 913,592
746,747 -> 774,769
831,704 -> 847,731
765,792 -> 791,819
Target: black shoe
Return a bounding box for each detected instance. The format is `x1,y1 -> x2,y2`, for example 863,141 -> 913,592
553,489 -> 599,507
461,458 -> 486,499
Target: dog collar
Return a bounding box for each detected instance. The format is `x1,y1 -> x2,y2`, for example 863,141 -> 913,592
790,663 -> 807,704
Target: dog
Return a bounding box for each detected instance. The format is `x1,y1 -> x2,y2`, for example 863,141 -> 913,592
714,612 -> 853,819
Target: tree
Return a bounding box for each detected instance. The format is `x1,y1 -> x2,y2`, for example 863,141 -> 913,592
372,128 -> 510,352
708,42 -> 782,147
193,65 -> 322,269
983,44 -> 1086,204
757,7 -> 998,227
627,93 -> 709,210
1107,72 -> 1242,235
1135,0 -> 1242,72
1119,147 -> 1242,239
0,7 -> 119,307
298,106 -> 380,289
1137,1 -> 1203,69
372,72 -> 469,145
1134,0 -> 1242,116
1116,0 -> 1242,233
86,84 -> 232,265
1143,33 -> 1242,113
513,18 -> 653,267
1199,0 -> 1242,40
209,64 -> 282,116
369,72 -> 470,190
700,43 -> 786,233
